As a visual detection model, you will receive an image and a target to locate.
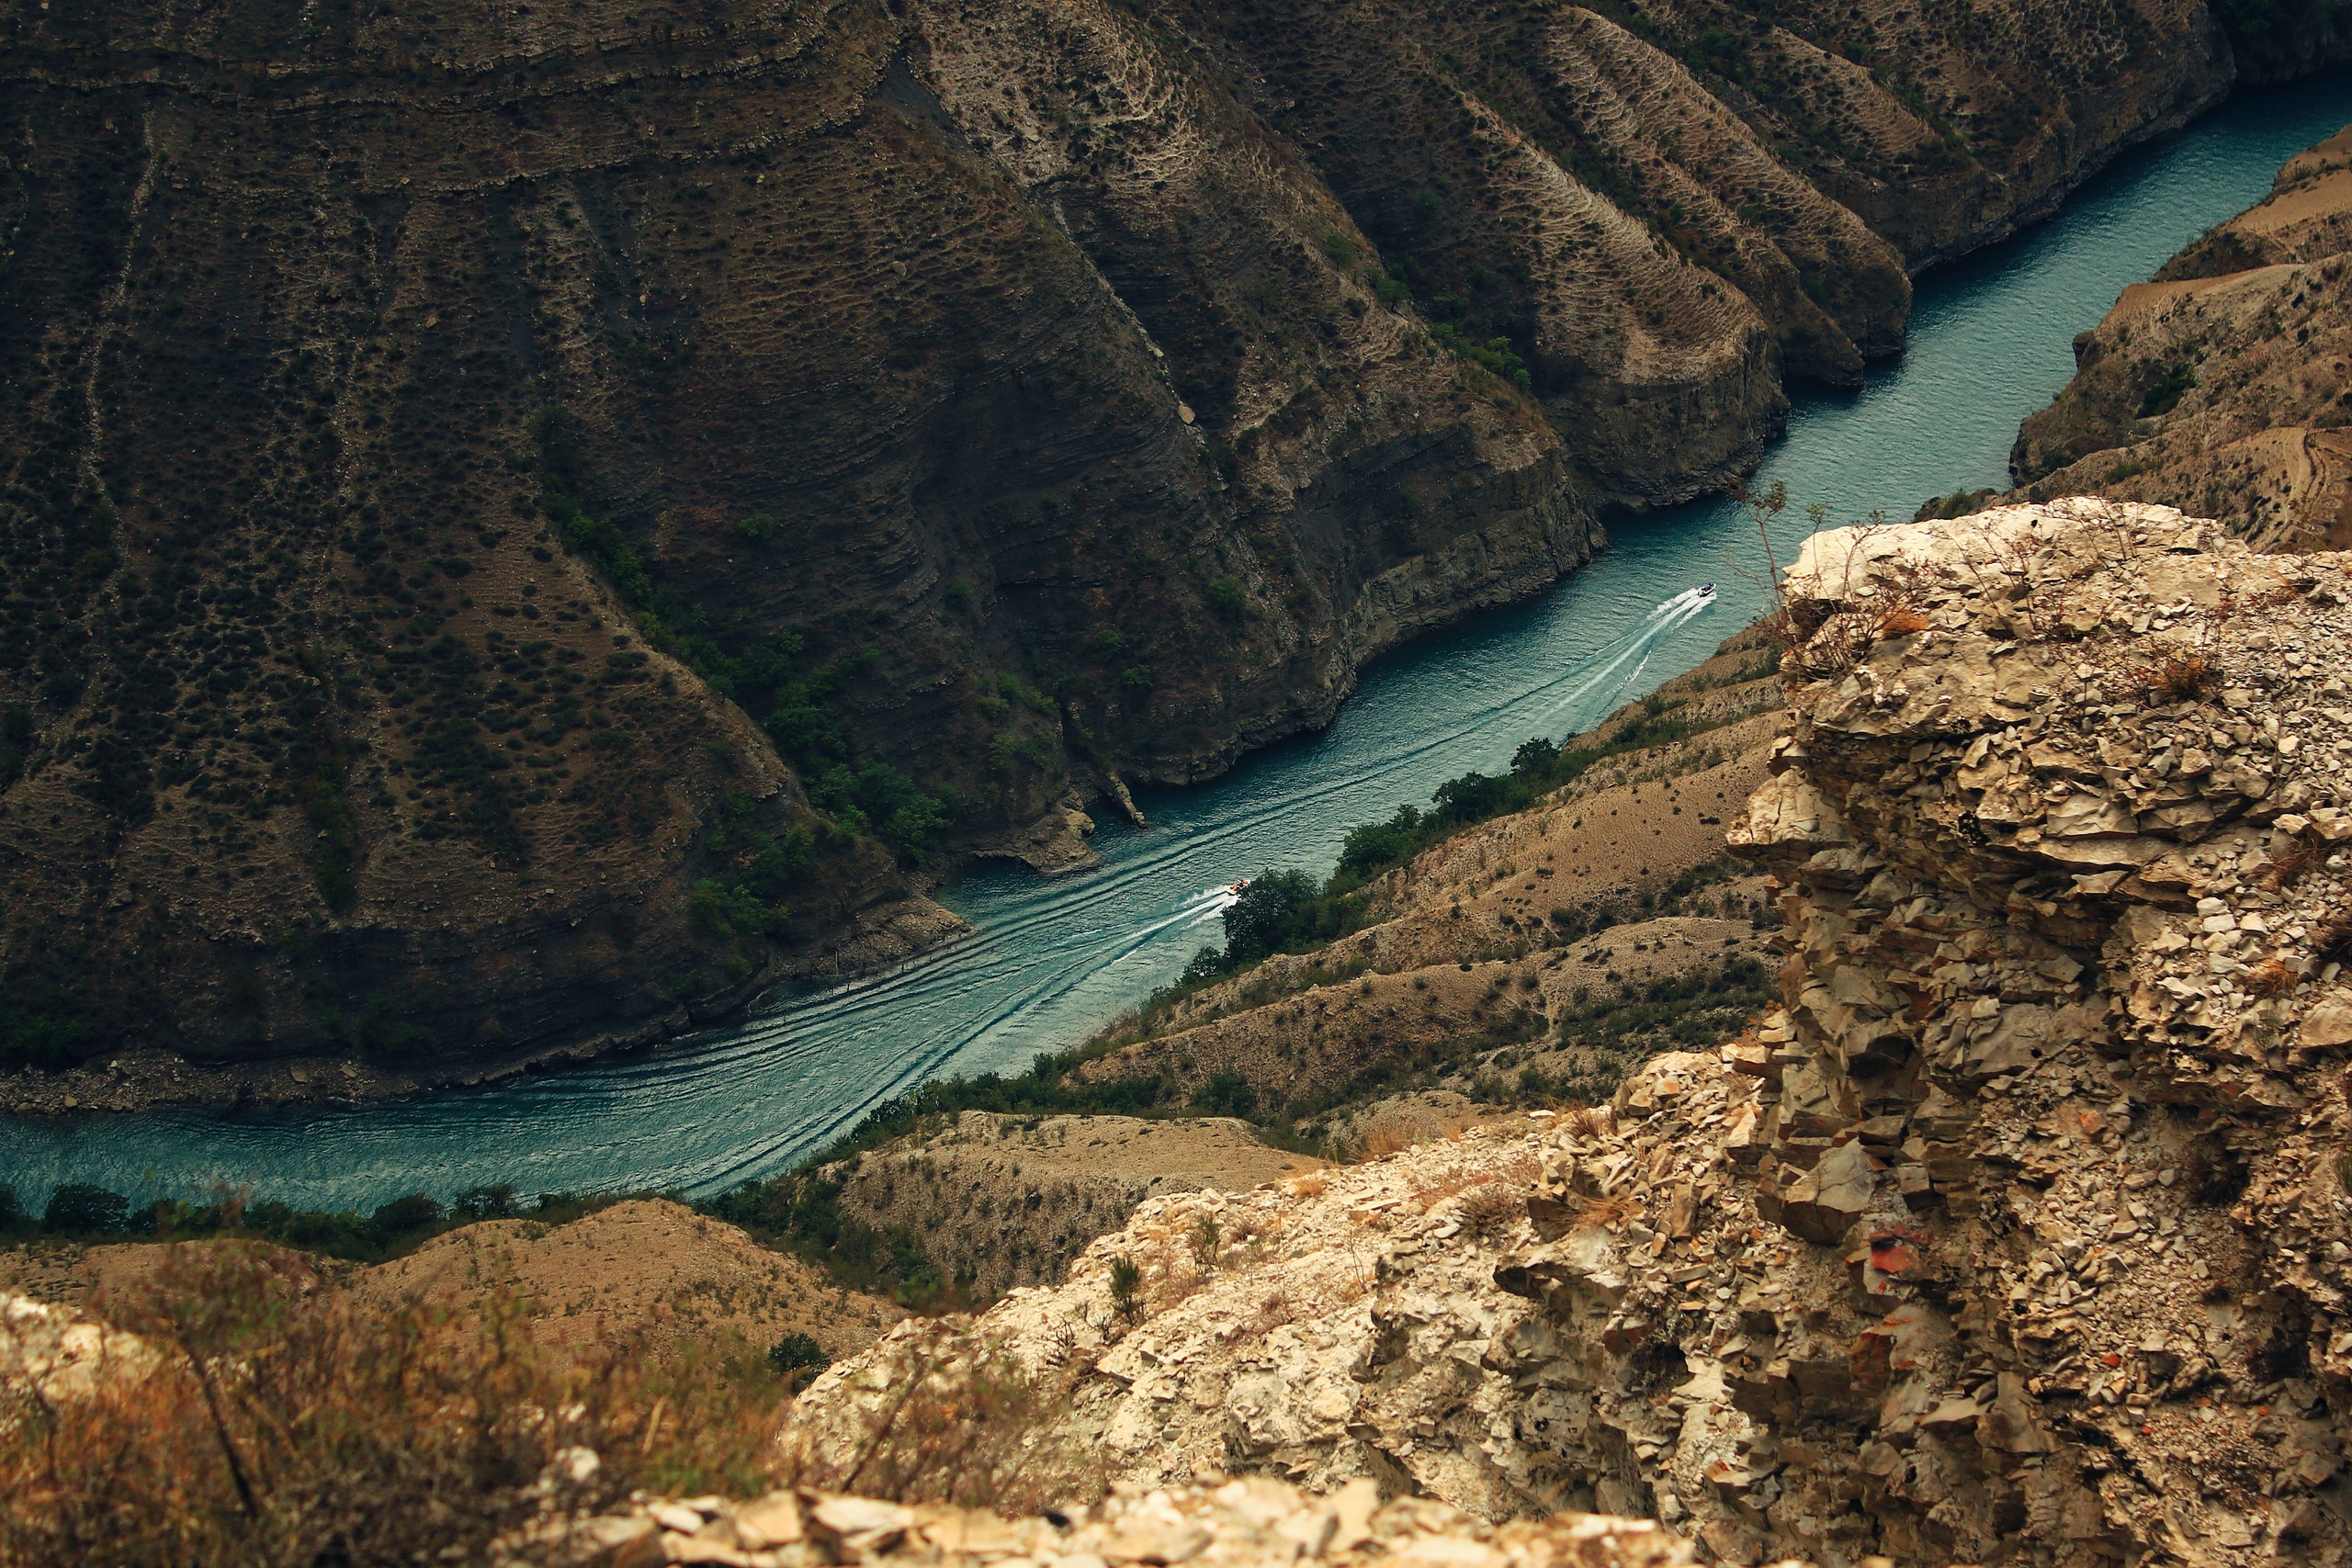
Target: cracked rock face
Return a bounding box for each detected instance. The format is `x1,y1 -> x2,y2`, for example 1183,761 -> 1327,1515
498,1474 -> 1730,1568
798,502 -> 2352,1566
1721,500 -> 2352,1563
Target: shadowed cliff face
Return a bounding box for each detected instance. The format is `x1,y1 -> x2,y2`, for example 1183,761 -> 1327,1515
0,0 -> 1593,1082
0,0 -> 2336,1084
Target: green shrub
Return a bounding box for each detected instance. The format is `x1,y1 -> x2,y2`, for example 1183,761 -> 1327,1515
1193,1071 -> 1257,1119
1202,576 -> 1247,618
767,1333 -> 831,1376
2137,361 -> 2198,418
768,703 -> 846,769
1108,1254 -> 1143,1319
366,1194 -> 444,1243
43,1183 -> 129,1234
690,879 -> 784,943
451,1184 -> 518,1221
0,953 -> 107,1069
809,763 -> 951,864
1430,323 -> 1532,389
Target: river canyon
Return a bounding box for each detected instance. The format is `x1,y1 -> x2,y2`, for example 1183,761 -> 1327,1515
6,75 -> 2352,1213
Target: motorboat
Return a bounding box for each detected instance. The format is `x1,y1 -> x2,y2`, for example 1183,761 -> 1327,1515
1697,582 -> 1716,598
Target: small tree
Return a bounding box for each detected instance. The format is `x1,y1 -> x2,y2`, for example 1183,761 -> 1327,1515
1108,1255 -> 1143,1321
1191,1213 -> 1222,1270
451,1184 -> 518,1222
768,1333 -> 831,1391
42,1184 -> 129,1235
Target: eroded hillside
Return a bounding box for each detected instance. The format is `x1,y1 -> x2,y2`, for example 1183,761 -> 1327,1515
1067,632 -> 1787,1138
2010,123 -> 2352,546
2,0 -> 2339,1086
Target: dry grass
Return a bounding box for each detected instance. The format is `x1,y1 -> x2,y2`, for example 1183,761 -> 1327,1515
2268,839 -> 2321,889
776,1337 -> 1102,1516
1456,1182 -> 1527,1239
1,1243 -> 791,1568
2151,653 -> 2222,703
1561,1105 -> 1610,1139
1570,1193 -> 1644,1230
2245,957 -> 2298,997
2313,907 -> 2352,962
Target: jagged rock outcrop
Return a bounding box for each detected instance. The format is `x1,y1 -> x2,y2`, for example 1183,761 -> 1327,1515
0,1292 -> 156,1410
798,502 -> 2352,1566
2012,125 -> 2352,547
1716,500 -> 2352,1563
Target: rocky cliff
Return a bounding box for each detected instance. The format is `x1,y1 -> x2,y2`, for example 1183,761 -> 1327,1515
3,0 -> 2337,1088
791,502 -> 2352,1567
0,0 -> 1591,1091
2012,125 -> 2352,547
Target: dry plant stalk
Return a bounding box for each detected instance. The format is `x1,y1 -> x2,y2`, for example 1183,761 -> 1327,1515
777,1337 -> 1100,1516
1738,488 -> 1929,680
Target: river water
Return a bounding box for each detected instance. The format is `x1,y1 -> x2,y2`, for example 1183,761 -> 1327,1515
8,78 -> 2351,1213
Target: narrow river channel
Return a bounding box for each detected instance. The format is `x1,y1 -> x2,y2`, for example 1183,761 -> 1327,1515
8,76 -> 2351,1213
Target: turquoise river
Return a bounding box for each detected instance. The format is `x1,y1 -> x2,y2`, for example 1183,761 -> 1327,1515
7,76 -> 2352,1211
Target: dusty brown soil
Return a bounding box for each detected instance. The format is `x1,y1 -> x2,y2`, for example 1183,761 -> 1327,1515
812,1111 -> 1317,1300
348,1200 -> 900,1359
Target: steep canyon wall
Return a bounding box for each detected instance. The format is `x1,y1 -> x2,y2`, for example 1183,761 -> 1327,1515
0,0 -> 2338,1083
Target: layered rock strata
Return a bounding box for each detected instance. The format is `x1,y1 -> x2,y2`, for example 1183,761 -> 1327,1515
496,1476 -> 1727,1568
797,502 -> 2352,1566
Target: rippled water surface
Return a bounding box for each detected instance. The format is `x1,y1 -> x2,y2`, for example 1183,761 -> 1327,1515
9,78 -> 2351,1211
